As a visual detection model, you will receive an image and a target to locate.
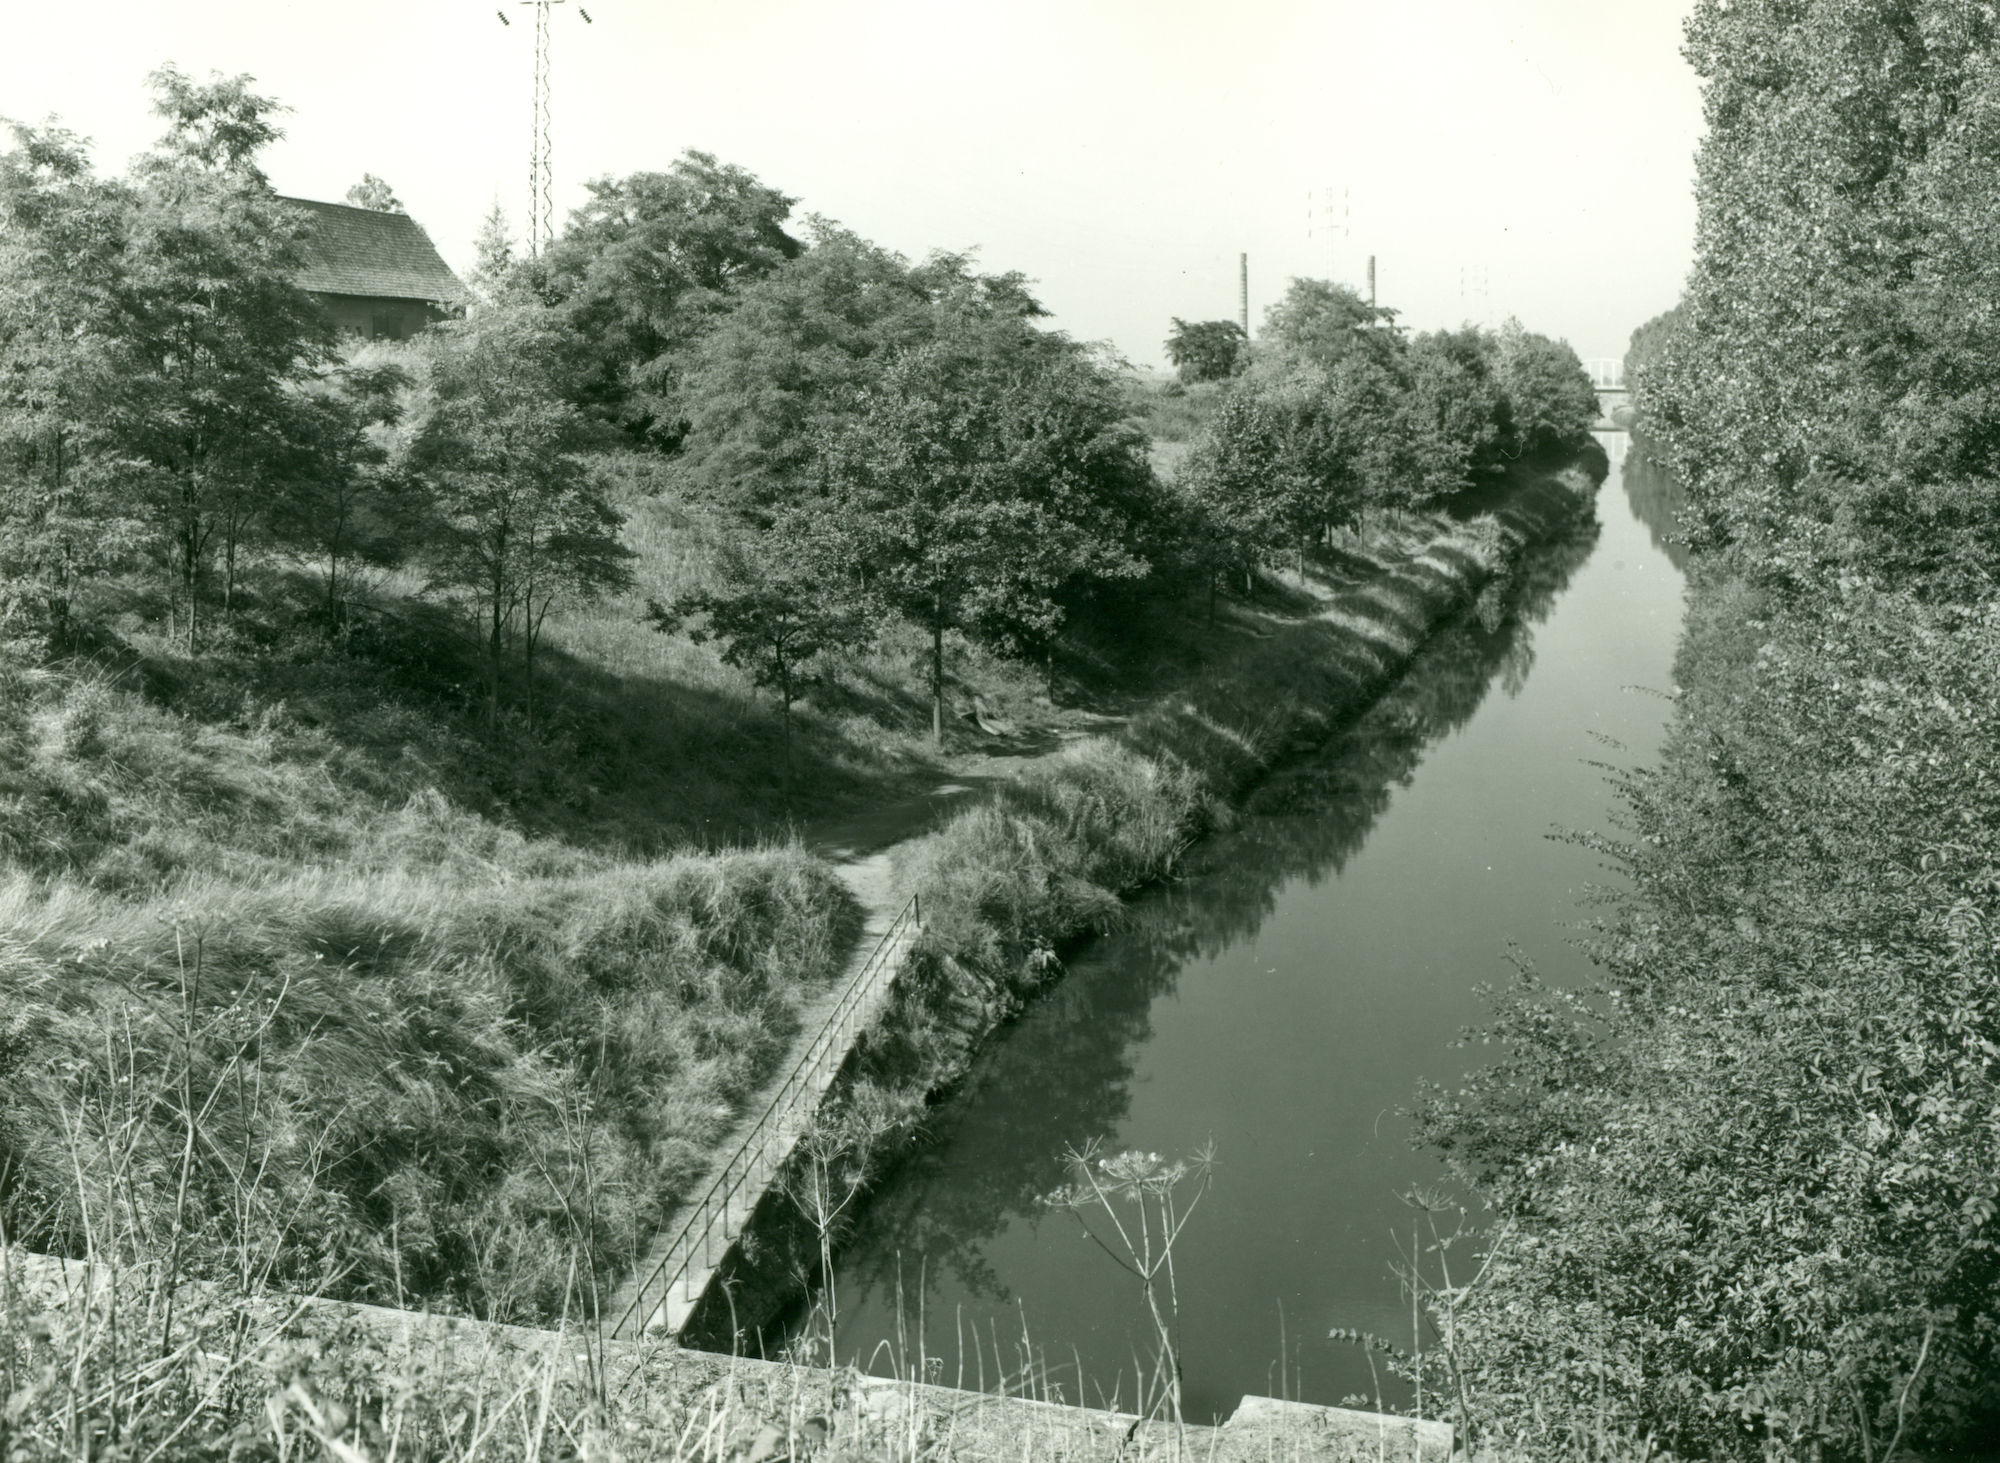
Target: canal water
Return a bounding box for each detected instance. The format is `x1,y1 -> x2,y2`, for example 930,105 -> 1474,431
825,434 -> 1687,1421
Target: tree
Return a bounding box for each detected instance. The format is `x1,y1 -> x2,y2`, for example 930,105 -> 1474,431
1401,328 -> 1505,507
1177,352 -> 1404,590
819,337 -> 1147,743
144,63 -> 285,182
405,305 -> 635,726
0,122 -> 128,646
266,358 -> 413,623
1492,321 -> 1596,460
467,199 -> 517,302
1320,351 -> 1412,516
344,173 -> 403,212
1164,317 -> 1246,383
99,67 -> 334,648
647,509 -> 868,801
673,227 -> 1048,520
529,151 -> 802,437
1248,368 -> 1348,580
1648,0 -> 2000,591
1260,277 -> 1400,373
1170,392 -> 1286,599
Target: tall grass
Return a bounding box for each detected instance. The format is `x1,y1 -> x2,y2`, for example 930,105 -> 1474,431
0,842 -> 851,1325
1,1242 -> 1435,1461
1122,373 -> 1231,476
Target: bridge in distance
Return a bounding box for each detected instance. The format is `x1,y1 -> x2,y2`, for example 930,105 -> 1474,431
1583,357 -> 1631,430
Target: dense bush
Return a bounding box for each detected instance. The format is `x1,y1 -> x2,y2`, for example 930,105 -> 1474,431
1420,581 -> 2000,1455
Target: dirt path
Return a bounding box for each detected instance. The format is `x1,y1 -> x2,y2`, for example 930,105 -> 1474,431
804,720 -> 1118,862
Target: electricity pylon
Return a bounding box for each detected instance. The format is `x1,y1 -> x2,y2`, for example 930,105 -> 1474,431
496,0 -> 593,256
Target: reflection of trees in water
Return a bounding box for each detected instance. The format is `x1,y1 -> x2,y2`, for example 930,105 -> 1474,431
833,944 -> 1165,1302
1620,434 -> 1689,570
832,512 -> 1602,1310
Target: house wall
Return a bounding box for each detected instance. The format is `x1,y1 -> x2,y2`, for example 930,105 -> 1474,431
312,293 -> 456,342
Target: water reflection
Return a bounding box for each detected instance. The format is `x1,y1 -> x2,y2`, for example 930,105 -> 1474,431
826,506 -> 1604,1403
1620,433 -> 1690,570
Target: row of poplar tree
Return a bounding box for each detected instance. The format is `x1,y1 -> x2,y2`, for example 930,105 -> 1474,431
0,67 -> 1601,744
1412,2 -> 2000,1456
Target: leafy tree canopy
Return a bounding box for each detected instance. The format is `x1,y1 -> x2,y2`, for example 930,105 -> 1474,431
1402,328 -> 1506,504
1491,320 -> 1595,460
673,224 -> 1049,518
527,151 -> 802,438
110,69 -> 333,644
1258,278 -> 1399,373
140,64 -> 287,182
344,173 -> 403,212
1164,317 -> 1246,383
0,122 -> 131,643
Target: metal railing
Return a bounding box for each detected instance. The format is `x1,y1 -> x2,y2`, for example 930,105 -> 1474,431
609,891 -> 921,1337
1583,357 -> 1627,391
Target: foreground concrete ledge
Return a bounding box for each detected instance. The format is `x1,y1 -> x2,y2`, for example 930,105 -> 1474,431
6,1249 -> 1453,1460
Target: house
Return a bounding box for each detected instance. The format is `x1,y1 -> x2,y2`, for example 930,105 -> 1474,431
281,196 -> 474,341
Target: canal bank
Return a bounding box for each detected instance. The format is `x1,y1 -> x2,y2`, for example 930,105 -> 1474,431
676,453 -> 1619,1369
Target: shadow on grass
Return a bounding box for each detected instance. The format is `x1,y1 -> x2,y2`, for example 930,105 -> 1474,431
86,576 -> 929,862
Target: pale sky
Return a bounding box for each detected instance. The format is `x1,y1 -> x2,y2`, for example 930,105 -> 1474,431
2,0 -> 1702,369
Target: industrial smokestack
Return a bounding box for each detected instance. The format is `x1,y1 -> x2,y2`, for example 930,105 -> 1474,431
1239,253 -> 1249,337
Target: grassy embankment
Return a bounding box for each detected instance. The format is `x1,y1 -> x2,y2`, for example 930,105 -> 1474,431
0,723 -> 852,1327
0,371 -> 1230,1342
685,455 -> 1606,1344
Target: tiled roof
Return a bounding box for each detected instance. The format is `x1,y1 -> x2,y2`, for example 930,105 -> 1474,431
280,196 -> 473,306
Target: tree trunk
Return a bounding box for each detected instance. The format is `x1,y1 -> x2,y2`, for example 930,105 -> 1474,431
488,574 -> 505,729
524,570 -> 551,738
524,590 -> 537,736
327,490 -> 347,625
182,523 -> 200,654
931,603 -> 945,747
780,657 -> 794,810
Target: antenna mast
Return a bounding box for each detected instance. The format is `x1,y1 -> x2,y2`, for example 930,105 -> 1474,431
499,0 -> 593,256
